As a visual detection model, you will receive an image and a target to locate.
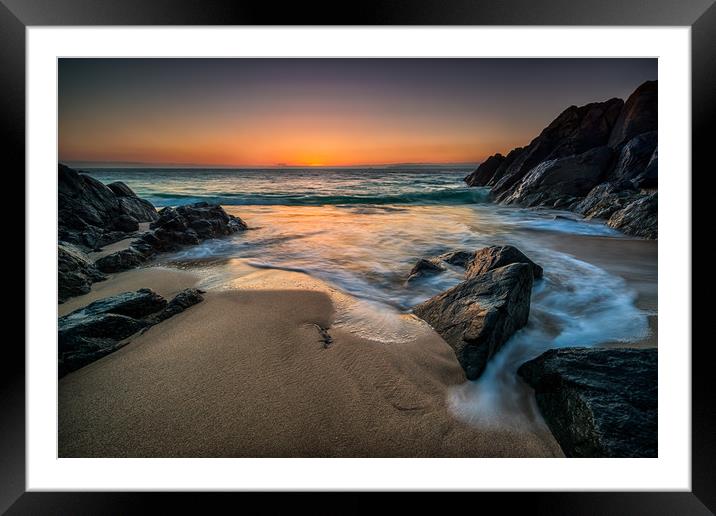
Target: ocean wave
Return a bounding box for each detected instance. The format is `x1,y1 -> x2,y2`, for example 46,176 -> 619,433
146,188 -> 490,207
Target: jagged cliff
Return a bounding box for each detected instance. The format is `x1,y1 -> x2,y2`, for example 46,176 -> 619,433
465,81 -> 657,239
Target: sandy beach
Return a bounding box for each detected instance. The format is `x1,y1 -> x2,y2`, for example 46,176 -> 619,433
58,266 -> 563,458
54,61 -> 660,462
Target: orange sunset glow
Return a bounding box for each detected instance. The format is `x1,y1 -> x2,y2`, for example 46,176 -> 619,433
59,58 -> 658,168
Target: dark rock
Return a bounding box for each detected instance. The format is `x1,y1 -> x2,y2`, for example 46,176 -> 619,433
113,214 -> 140,233
464,153 -> 504,187
573,180 -> 639,220
62,288 -> 168,320
517,347 -> 657,457
413,263 -> 533,380
438,250 -> 476,268
406,250 -> 477,283
152,288 -> 205,322
466,245 -> 543,280
117,196 -> 159,224
500,146 -> 614,207
608,131 -> 657,183
58,313 -> 151,372
58,244 -> 106,303
407,258 -> 446,282
58,335 -> 127,378
58,164 -> 158,250
634,147 -> 658,189
107,181 -> 136,197
58,288 -> 204,376
608,80 -> 658,148
461,81 -> 657,240
607,193 -> 658,239
95,247 -> 147,273
97,202 -> 248,273
491,98 -> 623,199
58,164 -> 121,229
485,147 -> 523,187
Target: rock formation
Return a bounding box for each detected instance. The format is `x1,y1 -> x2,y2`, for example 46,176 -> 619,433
414,262 -> 534,380
58,288 -> 204,377
465,245 -> 543,280
57,164 -> 248,300
58,164 -> 158,250
466,81 -> 658,239
518,347 -> 657,457
95,202 -> 248,273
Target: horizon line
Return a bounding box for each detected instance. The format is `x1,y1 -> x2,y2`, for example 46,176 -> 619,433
61,160 -> 481,170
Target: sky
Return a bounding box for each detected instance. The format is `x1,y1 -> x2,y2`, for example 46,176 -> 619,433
58,58 -> 657,168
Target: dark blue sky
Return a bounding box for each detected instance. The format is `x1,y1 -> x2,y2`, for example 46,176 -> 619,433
59,58 -> 657,166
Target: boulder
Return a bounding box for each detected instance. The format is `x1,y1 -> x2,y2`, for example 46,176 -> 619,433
464,153 -> 504,187
58,164 -> 122,229
107,181 -> 136,197
517,347 -> 657,457
58,244 -> 107,303
466,245 -> 543,280
491,98 -> 623,199
117,196 -> 159,224
607,193 -> 658,239
95,247 -> 148,273
61,288 -> 168,320
58,164 -> 158,249
413,263 -> 533,380
114,213 -> 140,233
608,80 -> 658,148
58,288 -> 204,376
500,146 -> 614,208
573,180 -> 639,220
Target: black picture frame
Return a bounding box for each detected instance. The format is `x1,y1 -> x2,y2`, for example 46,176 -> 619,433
4,0 -> 710,513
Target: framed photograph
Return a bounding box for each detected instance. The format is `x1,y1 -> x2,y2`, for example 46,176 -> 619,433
6,0 -> 709,513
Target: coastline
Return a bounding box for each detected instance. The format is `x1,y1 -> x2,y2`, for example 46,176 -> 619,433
57,196 -> 657,457
57,167 -> 657,458
59,267 -> 563,457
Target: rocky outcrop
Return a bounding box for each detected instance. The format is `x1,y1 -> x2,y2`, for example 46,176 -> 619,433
466,245 -> 543,280
413,263 -> 533,380
499,146 -> 614,208
465,81 -> 658,239
490,98 -> 623,200
607,193 -> 658,239
58,288 -> 204,377
58,164 -> 158,249
573,180 -> 639,220
608,131 -> 657,187
517,347 -> 657,457
464,153 -> 505,187
95,202 -> 248,273
607,80 -> 658,148
58,163 -> 249,301
58,244 -> 107,303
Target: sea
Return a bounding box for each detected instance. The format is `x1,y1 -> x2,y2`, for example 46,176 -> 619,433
83,167 -> 657,429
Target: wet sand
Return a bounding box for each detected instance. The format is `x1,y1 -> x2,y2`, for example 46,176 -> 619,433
58,281 -> 563,458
